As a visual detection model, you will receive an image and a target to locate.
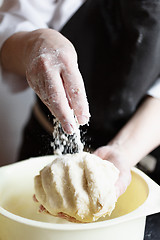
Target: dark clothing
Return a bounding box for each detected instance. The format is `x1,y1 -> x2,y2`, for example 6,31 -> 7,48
18,111 -> 53,161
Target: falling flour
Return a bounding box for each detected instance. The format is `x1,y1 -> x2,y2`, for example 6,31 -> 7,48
51,117 -> 84,155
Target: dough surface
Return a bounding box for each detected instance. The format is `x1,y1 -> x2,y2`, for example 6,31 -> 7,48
34,152 -> 119,223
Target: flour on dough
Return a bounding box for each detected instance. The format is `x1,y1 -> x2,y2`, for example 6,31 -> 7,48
34,152 -> 119,223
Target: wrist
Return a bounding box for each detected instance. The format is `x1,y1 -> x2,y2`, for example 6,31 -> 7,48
0,31 -> 32,76
108,136 -> 140,169
108,142 -> 132,168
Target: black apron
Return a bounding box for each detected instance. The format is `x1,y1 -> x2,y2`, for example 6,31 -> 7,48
18,0 -> 160,180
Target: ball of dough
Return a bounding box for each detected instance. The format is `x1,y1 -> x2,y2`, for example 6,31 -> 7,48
34,152 -> 119,223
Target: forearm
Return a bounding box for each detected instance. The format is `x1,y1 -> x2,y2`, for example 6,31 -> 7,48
109,96 -> 160,168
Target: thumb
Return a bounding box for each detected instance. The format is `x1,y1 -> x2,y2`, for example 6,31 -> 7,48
94,146 -> 111,160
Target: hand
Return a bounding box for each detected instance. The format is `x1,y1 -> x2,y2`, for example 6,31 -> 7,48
94,145 -> 132,199
25,29 -> 90,134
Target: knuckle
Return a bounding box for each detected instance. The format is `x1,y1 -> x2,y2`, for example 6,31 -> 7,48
60,49 -> 77,68
37,55 -> 49,71
59,51 -> 69,66
31,55 -> 51,74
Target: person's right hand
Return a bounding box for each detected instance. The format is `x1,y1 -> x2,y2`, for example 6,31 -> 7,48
25,29 -> 90,134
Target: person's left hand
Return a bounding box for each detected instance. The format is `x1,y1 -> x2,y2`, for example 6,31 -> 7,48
94,145 -> 132,199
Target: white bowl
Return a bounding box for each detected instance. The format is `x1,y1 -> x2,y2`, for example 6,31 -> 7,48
0,155 -> 160,240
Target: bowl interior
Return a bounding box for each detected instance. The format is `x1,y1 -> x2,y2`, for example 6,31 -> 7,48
0,156 -> 149,224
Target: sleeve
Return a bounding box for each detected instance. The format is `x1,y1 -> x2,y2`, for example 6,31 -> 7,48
147,78 -> 160,99
0,0 -> 54,92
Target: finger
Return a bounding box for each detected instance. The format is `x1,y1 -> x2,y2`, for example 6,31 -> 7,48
57,212 -> 81,223
61,65 -> 90,125
26,61 -> 49,104
115,171 -> 132,199
45,71 -> 76,134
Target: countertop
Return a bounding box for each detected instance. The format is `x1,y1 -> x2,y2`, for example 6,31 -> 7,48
144,213 -> 160,240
